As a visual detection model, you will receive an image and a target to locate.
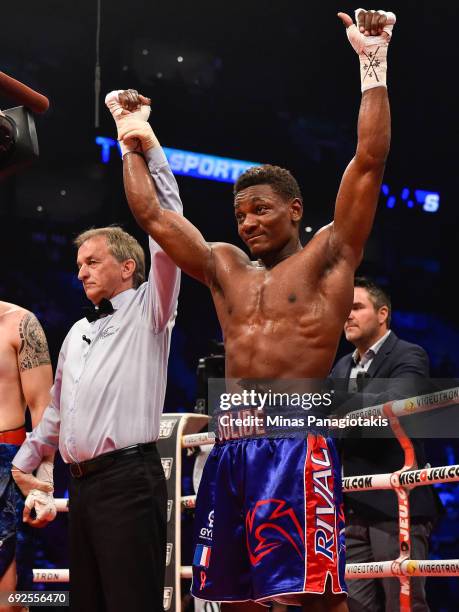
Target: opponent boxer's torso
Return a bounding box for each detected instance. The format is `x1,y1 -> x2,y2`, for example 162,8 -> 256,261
0,302 -> 27,429
210,231 -> 354,379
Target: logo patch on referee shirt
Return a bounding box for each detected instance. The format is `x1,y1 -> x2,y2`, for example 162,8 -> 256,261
99,325 -> 119,340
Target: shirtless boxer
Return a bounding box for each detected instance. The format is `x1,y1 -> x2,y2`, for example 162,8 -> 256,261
0,301 -> 54,602
107,8 -> 395,611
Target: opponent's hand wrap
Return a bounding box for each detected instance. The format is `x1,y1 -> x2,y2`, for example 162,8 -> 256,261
105,90 -> 151,156
24,460 -> 56,526
346,9 -> 396,92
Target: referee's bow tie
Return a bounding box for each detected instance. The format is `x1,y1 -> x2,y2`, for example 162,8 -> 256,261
83,298 -> 115,322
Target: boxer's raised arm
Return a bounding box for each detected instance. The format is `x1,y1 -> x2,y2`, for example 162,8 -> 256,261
331,9 -> 395,268
106,89 -> 215,286
332,87 -> 390,267
123,151 -> 214,286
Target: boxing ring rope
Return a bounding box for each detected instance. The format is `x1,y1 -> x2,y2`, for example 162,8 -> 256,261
35,386 -> 459,611
54,499 -> 68,512
32,558 -> 459,584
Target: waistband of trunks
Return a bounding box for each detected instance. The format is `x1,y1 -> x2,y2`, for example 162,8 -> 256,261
0,425 -> 26,445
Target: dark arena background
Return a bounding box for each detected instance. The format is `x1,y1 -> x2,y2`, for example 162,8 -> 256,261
1,1 -> 458,610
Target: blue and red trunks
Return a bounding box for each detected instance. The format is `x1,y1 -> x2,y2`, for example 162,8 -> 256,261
191,434 -> 347,605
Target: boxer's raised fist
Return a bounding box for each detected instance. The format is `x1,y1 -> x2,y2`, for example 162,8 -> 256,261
357,9 -> 388,36
337,9 -> 396,91
105,89 -> 152,155
105,89 -> 151,122
337,9 -> 396,47
118,89 -> 151,113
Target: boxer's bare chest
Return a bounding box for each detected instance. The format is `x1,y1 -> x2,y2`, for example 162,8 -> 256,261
213,251 -> 333,332
207,245 -> 352,378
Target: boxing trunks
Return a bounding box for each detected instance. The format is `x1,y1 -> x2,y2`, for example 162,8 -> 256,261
191,433 -> 347,605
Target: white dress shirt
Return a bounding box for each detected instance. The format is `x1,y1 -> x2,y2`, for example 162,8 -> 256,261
14,147 -> 182,470
348,330 -> 391,392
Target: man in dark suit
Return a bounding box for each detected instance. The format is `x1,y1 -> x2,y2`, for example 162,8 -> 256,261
331,277 -> 440,612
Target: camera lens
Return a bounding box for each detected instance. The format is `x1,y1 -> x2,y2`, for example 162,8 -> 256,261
0,114 -> 16,161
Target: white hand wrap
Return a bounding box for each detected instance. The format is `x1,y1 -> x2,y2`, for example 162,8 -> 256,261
105,90 -> 151,156
116,117 -> 158,154
24,460 -> 56,523
346,9 -> 396,92
24,489 -> 57,522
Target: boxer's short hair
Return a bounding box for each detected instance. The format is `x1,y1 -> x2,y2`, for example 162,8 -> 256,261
234,165 -> 303,203
74,226 -> 145,288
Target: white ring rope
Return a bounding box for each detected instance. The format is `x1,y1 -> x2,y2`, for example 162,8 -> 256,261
344,386 -> 459,421
182,431 -> 215,448
54,498 -> 68,512
33,559 -> 459,583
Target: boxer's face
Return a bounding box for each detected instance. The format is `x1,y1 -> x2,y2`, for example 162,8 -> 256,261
77,236 -> 132,304
234,184 -> 301,256
344,287 -> 388,346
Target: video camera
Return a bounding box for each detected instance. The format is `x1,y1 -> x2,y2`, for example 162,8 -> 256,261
0,71 -> 49,180
0,106 -> 39,179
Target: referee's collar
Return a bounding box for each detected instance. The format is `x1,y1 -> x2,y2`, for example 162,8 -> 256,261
110,288 -> 136,309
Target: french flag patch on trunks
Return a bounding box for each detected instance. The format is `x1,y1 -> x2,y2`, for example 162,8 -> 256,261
193,544 -> 212,568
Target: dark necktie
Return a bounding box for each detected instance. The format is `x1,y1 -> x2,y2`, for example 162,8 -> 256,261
83,298 -> 115,322
356,370 -> 371,391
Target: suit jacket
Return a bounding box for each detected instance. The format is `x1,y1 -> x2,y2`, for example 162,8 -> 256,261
331,330 -> 441,522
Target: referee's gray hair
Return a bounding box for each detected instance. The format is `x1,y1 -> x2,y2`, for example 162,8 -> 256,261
74,226 -> 145,289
